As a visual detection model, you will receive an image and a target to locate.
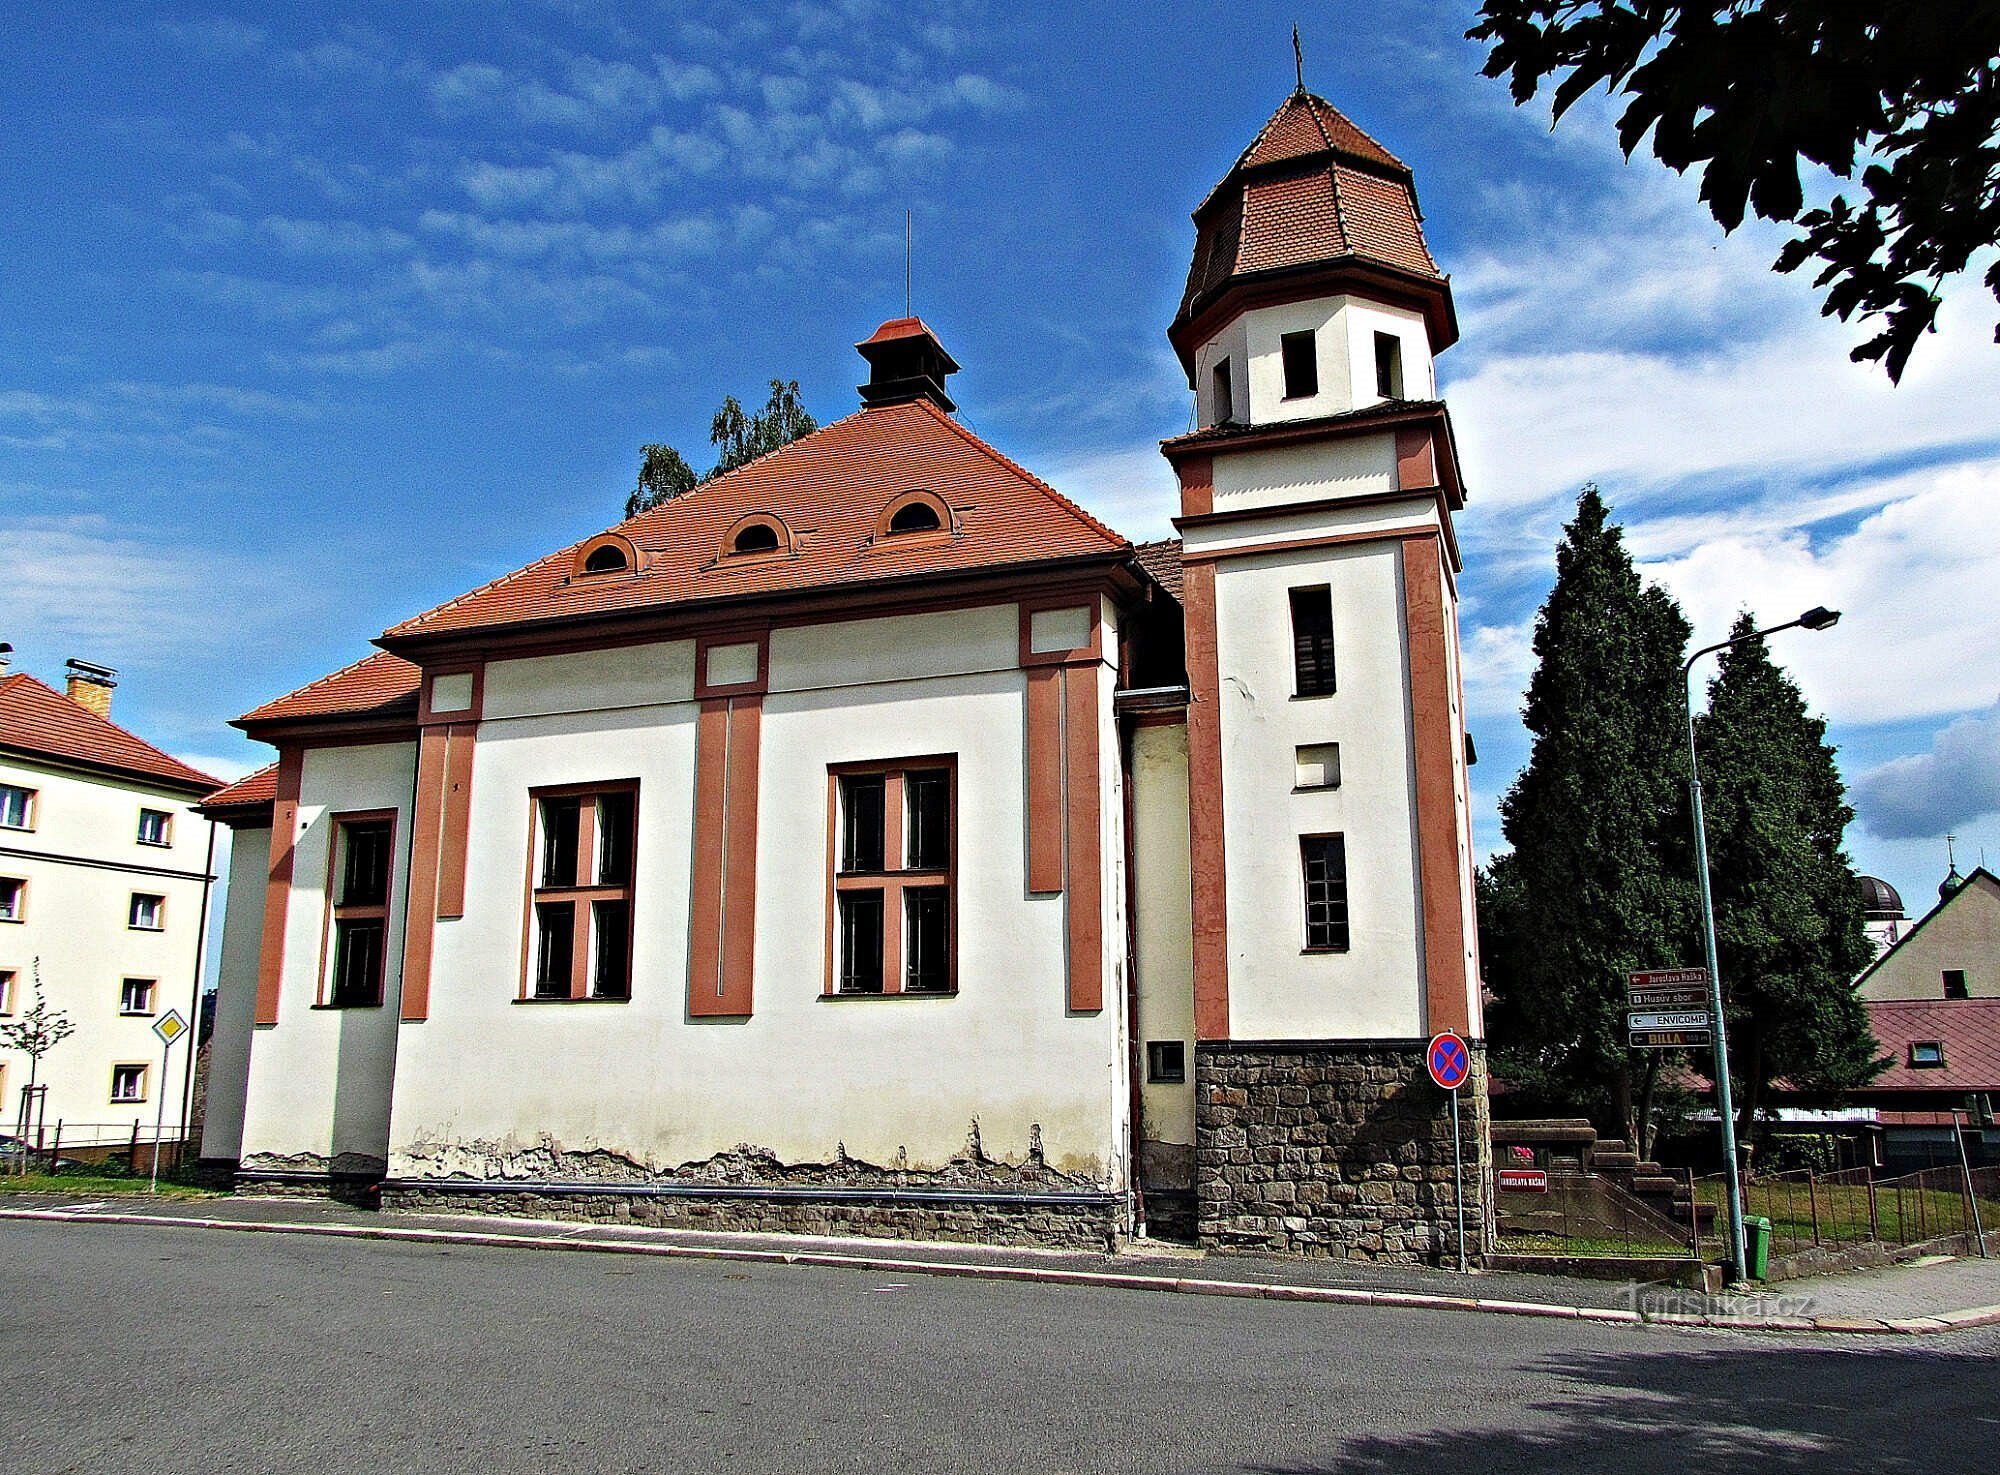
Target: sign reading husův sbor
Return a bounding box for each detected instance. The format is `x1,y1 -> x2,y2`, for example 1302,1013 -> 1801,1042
1627,968 -> 1711,1049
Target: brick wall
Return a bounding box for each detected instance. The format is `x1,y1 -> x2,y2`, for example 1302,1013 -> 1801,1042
1195,1040 -> 1490,1264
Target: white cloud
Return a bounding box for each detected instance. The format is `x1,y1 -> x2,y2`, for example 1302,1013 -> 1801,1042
1853,701 -> 2000,841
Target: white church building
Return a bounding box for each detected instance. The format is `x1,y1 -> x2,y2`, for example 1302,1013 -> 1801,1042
199,89 -> 1487,1261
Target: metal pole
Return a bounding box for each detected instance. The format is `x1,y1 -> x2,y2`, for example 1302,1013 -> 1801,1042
1450,1086 -> 1467,1274
1954,1107 -> 1988,1258
150,1039 -> 172,1193
1686,665 -> 1749,1283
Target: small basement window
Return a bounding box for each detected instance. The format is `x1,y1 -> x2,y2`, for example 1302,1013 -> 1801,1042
1147,1041 -> 1187,1084
583,544 -> 628,574
1280,330 -> 1318,399
1909,1041 -> 1946,1068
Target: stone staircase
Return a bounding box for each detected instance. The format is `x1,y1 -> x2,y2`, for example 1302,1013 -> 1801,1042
1492,1120 -> 1714,1234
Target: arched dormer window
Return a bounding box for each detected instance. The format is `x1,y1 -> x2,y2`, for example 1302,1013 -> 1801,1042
724,513 -> 791,560
572,533 -> 639,579
878,489 -> 951,541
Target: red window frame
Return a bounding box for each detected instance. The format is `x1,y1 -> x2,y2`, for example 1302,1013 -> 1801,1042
520,781 -> 639,1002
823,757 -> 958,997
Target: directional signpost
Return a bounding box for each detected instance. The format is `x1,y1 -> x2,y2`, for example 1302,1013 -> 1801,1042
150,1009 -> 188,1193
1426,1032 -> 1472,1273
1628,968 -> 1712,1050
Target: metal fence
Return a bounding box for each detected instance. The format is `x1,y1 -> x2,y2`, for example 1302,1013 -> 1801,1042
1493,1170 -> 1701,1259
1694,1164 -> 1999,1261
1,1120 -> 189,1176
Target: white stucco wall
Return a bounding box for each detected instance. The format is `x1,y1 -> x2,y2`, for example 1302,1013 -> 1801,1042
387,601 -> 1128,1187
237,741 -> 415,1171
1130,722 -> 1194,1159
0,754 -> 212,1142
1210,542 -> 1426,1040
200,824 -> 267,1161
1192,295 -> 1435,429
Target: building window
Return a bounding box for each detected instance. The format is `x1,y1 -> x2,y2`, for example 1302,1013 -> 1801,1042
0,784 -> 33,830
326,815 -> 394,1008
120,978 -> 156,1015
1301,834 -> 1350,952
1280,330 -> 1318,399
137,808 -> 172,846
830,761 -> 956,995
1147,1040 -> 1187,1084
1294,743 -> 1341,790
1374,332 -> 1404,399
733,521 -> 781,554
527,784 -> 637,1001
110,1064 -> 147,1103
582,544 -> 628,574
0,968 -> 14,1014
887,499 -> 942,535
128,893 -> 164,931
1944,969 -> 1969,1000
1211,357 -> 1234,424
1289,587 -> 1337,697
1909,1041 -> 1946,1069
0,878 -> 22,923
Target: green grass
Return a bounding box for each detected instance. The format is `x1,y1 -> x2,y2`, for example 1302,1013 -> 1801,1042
1693,1178 -> 2000,1253
1496,1230 -> 1695,1259
0,1172 -> 220,1198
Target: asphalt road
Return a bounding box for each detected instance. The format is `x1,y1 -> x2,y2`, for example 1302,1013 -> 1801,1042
3,1221 -> 1996,1475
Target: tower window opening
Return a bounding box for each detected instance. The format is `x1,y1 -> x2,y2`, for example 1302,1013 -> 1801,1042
1211,358 -> 1234,425
1374,332 -> 1404,399
1289,586 -> 1336,697
732,522 -> 781,555
1280,331 -> 1318,399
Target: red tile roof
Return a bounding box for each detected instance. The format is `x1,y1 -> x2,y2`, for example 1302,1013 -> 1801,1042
1864,998 -> 2000,1093
1133,539 -> 1184,602
198,761 -> 279,819
858,316 -> 945,348
237,650 -> 421,729
0,673 -> 220,795
380,398 -> 1128,645
1231,91 -> 1405,176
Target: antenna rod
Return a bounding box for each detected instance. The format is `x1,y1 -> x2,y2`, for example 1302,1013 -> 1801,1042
1293,23 -> 1305,92
905,210 -> 912,318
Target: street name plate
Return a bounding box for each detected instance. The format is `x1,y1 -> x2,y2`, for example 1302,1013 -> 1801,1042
1628,1010 -> 1713,1031
1497,1168 -> 1549,1193
1629,968 -> 1708,989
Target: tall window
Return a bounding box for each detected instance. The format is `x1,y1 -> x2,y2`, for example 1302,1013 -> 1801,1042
1300,835 -> 1350,952
327,816 -> 394,1007
137,808 -> 172,846
1944,969 -> 1969,1000
120,978 -> 156,1015
0,878 -> 21,923
1374,332 -> 1404,399
0,784 -> 32,830
128,893 -> 164,931
1211,358 -> 1234,425
528,785 -> 637,1001
1281,330 -> 1318,399
111,1064 -> 147,1103
1289,586 -> 1337,696
831,762 -> 955,995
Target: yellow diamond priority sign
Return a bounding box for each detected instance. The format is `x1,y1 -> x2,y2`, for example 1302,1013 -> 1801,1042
153,1009 -> 188,1047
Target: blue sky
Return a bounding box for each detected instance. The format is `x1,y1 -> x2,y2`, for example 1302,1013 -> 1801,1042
4,1 -> 1997,925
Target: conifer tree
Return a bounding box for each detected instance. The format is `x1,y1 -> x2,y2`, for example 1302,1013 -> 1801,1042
1693,614 -> 1883,1150
1483,487 -> 1696,1145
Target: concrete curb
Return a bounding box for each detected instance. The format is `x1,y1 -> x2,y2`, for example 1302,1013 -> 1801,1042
5,1205 -> 1999,1337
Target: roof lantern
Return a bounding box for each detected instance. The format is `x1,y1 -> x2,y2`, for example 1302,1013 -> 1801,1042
857,317 -> 960,413
1857,875 -> 1905,920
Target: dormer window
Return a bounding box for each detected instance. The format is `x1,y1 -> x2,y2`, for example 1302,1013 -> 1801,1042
723,514 -> 791,559
877,490 -> 951,542
1909,1041 -> 1946,1069
888,500 -> 941,535
572,533 -> 639,579
583,545 -> 627,575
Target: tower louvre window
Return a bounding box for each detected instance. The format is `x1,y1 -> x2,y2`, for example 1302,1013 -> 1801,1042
1280,331 -> 1318,399
1374,332 -> 1404,399
1211,358 -> 1234,425
1289,587 -> 1337,697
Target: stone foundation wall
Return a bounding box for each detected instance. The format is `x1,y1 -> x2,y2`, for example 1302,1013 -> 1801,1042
1195,1040 -> 1491,1264
382,1185 -> 1120,1250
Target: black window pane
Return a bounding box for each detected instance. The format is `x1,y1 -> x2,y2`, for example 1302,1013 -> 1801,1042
1301,835 -> 1350,951
905,886 -> 950,993
341,821 -> 392,906
840,775 -> 885,873
1375,332 -> 1403,398
905,771 -> 949,871
1281,330 -> 1318,399
592,899 -> 630,998
1290,587 -> 1336,697
1147,1041 -> 1186,1084
331,919 -> 384,1006
541,798 -> 581,887
596,791 -> 634,886
1212,359 -> 1233,424
535,901 -> 575,997
838,891 -> 884,994
1944,970 -> 1968,1000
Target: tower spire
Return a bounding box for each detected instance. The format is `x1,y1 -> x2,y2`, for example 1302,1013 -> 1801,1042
1292,23 -> 1305,94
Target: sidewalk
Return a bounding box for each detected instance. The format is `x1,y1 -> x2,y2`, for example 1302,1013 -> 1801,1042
4,1189 -> 1998,1336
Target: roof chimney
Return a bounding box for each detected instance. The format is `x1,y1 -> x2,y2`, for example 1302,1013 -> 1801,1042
64,658 -> 117,718
856,317 -> 959,412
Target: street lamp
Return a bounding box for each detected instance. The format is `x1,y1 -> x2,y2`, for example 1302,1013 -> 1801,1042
1684,606 -> 1839,1285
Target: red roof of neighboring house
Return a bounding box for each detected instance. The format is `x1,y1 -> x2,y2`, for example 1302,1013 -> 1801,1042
237,650 -> 422,730
1864,998 -> 2000,1093
378,397 -> 1128,646
0,673 -> 220,795
198,761 -> 279,820
1133,539 -> 1184,602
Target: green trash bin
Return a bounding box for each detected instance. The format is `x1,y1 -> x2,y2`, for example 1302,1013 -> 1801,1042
1745,1216 -> 1773,1280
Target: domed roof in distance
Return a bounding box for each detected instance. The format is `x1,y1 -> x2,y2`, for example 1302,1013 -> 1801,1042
1857,875 -> 1905,919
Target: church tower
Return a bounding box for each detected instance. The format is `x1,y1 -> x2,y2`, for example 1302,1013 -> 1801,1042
1162,88 -> 1486,1260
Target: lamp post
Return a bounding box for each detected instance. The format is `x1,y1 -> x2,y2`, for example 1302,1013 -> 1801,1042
1684,605 -> 1840,1285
